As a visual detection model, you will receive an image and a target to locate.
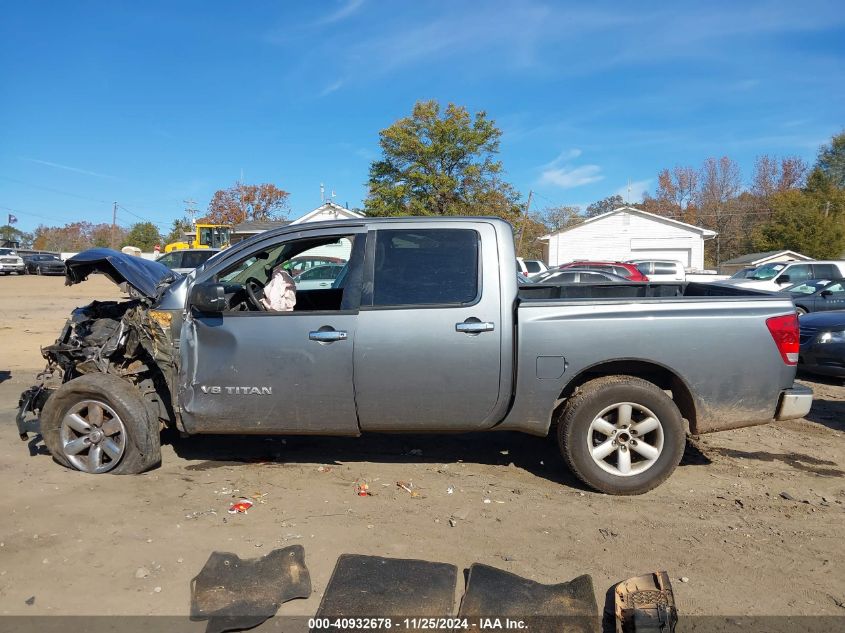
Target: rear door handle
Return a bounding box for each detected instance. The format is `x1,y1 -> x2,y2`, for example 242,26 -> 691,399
309,329 -> 348,343
456,321 -> 495,334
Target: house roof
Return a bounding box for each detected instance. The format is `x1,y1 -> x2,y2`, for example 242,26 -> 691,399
290,201 -> 364,225
539,206 -> 717,240
233,220 -> 291,233
722,250 -> 812,266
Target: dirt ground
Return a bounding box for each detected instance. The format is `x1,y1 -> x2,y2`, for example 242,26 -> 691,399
0,274 -> 843,620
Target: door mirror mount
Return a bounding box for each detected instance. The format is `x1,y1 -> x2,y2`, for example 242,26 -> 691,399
190,282 -> 227,313
820,290 -> 833,298
776,274 -> 792,284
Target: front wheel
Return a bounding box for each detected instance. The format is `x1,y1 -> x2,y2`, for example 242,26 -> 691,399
557,376 -> 686,495
41,373 -> 161,474
795,306 -> 807,316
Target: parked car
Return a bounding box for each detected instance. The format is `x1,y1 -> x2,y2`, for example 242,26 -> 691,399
516,258 -> 548,277
729,267 -> 758,279
532,268 -> 628,284
17,218 -> 810,495
24,253 -> 65,275
798,310 -> 845,377
557,260 -> 649,281
626,260 -> 686,282
721,261 -> 845,292
156,249 -> 220,274
293,263 -> 346,290
782,279 -> 845,315
283,255 -> 345,277
0,248 -> 25,275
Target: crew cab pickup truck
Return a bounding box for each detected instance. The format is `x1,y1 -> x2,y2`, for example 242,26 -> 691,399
16,217 -> 812,494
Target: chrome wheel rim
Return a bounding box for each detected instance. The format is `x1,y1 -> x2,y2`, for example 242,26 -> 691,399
59,400 -> 126,473
587,402 -> 664,477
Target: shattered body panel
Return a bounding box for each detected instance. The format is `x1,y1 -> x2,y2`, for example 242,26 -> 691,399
64,248 -> 180,299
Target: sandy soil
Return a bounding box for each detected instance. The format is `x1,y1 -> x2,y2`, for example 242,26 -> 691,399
0,274 -> 843,619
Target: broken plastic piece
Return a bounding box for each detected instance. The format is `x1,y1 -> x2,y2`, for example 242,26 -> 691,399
228,499 -> 253,514
614,571 -> 677,633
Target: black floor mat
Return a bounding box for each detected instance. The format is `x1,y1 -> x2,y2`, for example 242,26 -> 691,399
314,554 -> 458,624
458,563 -> 598,633
190,544 -> 311,633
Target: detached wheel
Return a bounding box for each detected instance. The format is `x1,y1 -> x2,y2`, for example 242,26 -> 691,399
41,373 -> 161,474
557,376 -> 686,495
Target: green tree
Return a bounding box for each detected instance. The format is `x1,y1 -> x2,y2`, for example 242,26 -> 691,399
0,225 -> 33,248
814,129 -> 845,189
164,217 -> 193,245
585,195 -> 625,218
123,222 -> 162,251
365,100 -> 521,221
752,190 -> 845,259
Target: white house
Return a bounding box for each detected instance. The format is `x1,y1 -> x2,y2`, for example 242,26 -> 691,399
290,201 -> 364,225
539,206 -> 717,270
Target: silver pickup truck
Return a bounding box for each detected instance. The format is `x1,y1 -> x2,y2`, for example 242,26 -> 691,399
16,217 -> 812,494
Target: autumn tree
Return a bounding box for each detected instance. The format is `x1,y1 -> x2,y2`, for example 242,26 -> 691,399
585,195 -> 624,218
751,155 -> 807,205
33,222 -> 126,252
694,157 -> 743,266
641,166 -> 699,221
365,100 -> 521,221
206,182 -> 290,224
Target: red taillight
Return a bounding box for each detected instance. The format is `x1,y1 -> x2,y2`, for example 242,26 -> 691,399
766,314 -> 799,365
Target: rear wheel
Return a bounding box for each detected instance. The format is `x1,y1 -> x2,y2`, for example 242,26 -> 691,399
795,306 -> 807,316
557,376 -> 686,495
41,373 -> 161,474
36,266 -> 42,275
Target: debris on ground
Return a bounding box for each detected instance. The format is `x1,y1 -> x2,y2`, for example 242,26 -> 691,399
135,566 -> 151,579
227,499 -> 254,514
396,481 -> 422,497
680,576 -> 690,583
447,486 -> 454,494
615,571 -> 678,633
185,509 -> 217,520
599,528 -> 619,539
779,491 -> 795,501
355,482 -> 371,497
25,596 -> 35,606
317,466 -> 333,473
448,518 -> 457,527
250,493 -> 268,504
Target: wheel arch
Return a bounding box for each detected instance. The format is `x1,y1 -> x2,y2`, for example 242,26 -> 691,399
556,358 -> 699,434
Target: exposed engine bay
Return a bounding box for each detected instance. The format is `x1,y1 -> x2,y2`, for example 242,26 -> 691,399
16,300 -> 176,440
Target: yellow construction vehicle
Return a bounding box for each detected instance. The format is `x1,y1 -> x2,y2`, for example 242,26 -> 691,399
164,223 -> 232,253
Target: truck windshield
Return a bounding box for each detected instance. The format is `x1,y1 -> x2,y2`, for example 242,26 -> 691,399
749,263 -> 786,280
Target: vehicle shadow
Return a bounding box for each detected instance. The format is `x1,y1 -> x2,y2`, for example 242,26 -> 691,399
165,430 -> 590,490
804,399 -> 845,433
0,370 -> 11,384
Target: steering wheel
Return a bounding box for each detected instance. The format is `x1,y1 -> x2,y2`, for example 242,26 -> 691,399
244,277 -> 267,311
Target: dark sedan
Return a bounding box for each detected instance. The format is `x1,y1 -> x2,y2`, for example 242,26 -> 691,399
24,254 -> 65,275
798,310 -> 845,377
782,278 -> 845,315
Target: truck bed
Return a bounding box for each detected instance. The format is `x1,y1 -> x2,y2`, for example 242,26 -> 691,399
518,281 -> 774,301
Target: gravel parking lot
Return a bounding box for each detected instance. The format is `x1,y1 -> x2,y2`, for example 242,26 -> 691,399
0,274 -> 843,618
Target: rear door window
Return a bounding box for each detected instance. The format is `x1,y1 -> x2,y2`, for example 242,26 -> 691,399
525,261 -> 541,273
371,229 -> 479,307
812,264 -> 838,279
653,262 -> 677,275
633,263 -> 651,275
784,264 -> 811,283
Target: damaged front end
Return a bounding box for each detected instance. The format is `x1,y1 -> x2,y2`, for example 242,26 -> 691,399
16,299 -> 178,441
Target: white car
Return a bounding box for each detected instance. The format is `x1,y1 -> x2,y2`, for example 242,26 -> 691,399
156,249 -> 221,275
720,261 -> 845,292
516,258 -> 548,277
626,259 -> 686,282
293,263 -> 346,290
0,248 -> 25,275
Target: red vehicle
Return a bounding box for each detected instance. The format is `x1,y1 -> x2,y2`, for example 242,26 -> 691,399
557,260 -> 649,281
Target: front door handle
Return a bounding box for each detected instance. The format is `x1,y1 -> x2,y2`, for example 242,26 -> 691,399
309,329 -> 348,343
456,321 -> 495,334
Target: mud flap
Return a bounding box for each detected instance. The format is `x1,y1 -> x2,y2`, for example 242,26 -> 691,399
314,555 -> 458,626
190,545 -> 311,633
613,571 -> 677,633
16,385 -> 52,440
458,564 -> 598,633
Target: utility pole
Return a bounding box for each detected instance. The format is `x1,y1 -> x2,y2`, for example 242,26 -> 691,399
111,201 -> 118,249
183,199 -> 197,224
516,190 -> 534,257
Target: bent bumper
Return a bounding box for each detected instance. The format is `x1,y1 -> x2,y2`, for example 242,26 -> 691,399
774,384 -> 813,421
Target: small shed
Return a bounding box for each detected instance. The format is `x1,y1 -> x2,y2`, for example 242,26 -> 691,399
719,250 -> 812,276
539,206 -> 717,270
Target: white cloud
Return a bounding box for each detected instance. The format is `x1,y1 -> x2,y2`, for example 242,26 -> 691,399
21,157 -> 113,179
319,79 -> 344,96
540,164 -> 603,189
613,178 -> 652,202
315,0 -> 364,26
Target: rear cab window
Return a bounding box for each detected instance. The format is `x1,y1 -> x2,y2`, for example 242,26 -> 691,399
368,229 -> 480,307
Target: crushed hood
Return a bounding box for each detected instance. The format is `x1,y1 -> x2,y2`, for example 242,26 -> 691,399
65,248 -> 181,299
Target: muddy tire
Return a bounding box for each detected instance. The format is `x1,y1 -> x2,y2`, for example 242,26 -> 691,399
41,373 -> 161,474
557,375 -> 686,495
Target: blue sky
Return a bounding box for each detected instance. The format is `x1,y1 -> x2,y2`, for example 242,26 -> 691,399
1,0 -> 844,234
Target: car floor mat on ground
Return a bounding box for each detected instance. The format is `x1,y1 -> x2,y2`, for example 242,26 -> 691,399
190,544 -> 311,633
313,554 -> 458,625
458,563 -> 598,633
613,571 -> 677,633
